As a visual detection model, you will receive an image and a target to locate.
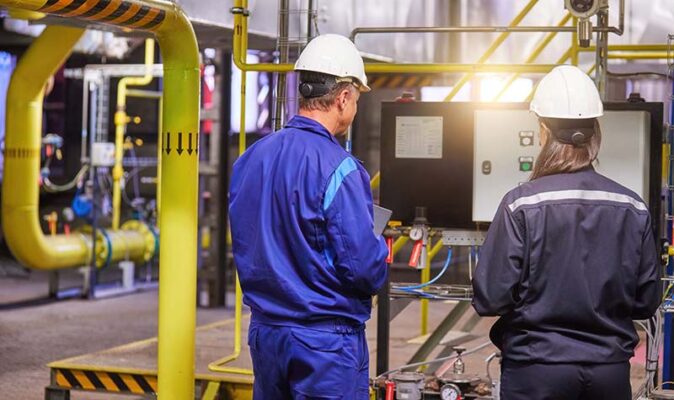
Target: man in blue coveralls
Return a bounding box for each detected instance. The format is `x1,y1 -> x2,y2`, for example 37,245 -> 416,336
229,34 -> 389,399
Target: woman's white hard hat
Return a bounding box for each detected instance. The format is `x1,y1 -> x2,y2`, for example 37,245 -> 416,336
530,65 -> 603,119
294,34 -> 371,92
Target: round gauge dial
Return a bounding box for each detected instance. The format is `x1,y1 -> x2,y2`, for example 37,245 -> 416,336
440,383 -> 462,400
409,227 -> 423,241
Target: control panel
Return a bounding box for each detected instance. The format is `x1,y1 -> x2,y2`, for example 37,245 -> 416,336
473,109 -> 651,222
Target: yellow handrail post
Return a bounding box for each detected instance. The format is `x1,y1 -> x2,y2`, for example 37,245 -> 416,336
207,14 -> 254,375
444,0 -> 540,101
571,18 -> 577,64
112,38 -> 155,230
493,13 -> 571,101
370,171 -> 381,191
420,240 -> 445,335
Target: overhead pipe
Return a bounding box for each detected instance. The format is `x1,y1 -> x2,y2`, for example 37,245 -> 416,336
231,0 -> 557,75
349,0 -> 624,40
112,38 -> 155,231
0,1 -> 201,399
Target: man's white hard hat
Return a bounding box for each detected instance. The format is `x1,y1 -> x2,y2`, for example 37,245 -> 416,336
294,34 -> 370,92
530,65 -> 603,119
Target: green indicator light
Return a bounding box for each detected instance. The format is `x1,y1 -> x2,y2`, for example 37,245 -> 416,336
520,162 -> 532,172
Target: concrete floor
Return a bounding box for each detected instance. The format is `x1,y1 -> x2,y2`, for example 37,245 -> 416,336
0,261 -> 652,400
0,265 -> 229,400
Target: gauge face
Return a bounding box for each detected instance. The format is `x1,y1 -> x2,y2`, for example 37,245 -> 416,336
440,384 -> 461,400
409,227 -> 423,241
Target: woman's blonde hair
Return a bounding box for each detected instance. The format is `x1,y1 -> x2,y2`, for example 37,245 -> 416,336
530,119 -> 602,180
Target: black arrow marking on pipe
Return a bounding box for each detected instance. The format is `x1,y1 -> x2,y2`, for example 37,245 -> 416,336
165,132 -> 171,155
187,133 -> 193,155
177,132 -> 184,155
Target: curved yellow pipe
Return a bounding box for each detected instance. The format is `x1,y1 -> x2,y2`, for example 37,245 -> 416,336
112,38 -> 155,230
0,3 -> 200,397
2,25 -> 93,270
3,24 -> 156,272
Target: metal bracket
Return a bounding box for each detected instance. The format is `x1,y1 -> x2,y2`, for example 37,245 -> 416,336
230,7 -> 250,17
441,230 -> 486,247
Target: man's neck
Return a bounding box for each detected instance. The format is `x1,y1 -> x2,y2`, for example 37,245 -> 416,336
298,110 -> 340,136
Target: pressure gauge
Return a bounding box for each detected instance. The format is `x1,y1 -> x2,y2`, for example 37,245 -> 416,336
440,383 -> 462,400
409,226 -> 424,241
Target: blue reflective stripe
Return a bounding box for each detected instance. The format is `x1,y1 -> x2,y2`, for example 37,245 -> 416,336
323,157 -> 358,211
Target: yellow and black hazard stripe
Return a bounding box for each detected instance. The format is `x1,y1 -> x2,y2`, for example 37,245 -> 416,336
38,0 -> 166,31
5,147 -> 40,159
52,368 -> 157,395
368,74 -> 435,90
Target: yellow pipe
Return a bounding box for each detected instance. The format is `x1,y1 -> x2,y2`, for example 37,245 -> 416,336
420,240 -> 444,335
607,52 -> 669,60
233,0 -> 555,76
571,17 -> 579,66
494,13 -> 571,101
2,25 -> 94,270
208,16 -> 252,375
370,171 -> 381,190
580,44 -> 669,52
0,2 -> 200,398
124,88 -> 162,228
444,0 -> 539,101
392,236 -> 410,256
587,64 -> 597,75
112,39 -> 155,230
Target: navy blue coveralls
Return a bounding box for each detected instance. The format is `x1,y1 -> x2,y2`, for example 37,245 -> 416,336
473,168 -> 661,400
229,115 -> 388,399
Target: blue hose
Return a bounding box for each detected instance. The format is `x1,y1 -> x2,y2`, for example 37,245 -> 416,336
394,248 -> 452,291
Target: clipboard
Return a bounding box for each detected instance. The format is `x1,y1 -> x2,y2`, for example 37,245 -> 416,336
373,205 -> 393,235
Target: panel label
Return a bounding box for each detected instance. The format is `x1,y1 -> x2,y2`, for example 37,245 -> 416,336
395,116 -> 443,159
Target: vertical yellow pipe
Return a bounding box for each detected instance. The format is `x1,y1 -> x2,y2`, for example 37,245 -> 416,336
156,97 -> 163,229
154,11 -> 200,400
420,240 -> 445,335
444,0 -> 539,101
112,39 -> 155,230
572,17 -> 580,65
420,251 -> 431,335
207,0 -> 250,375
493,13 -> 571,101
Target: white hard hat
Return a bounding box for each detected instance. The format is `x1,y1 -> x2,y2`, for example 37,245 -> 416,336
294,34 -> 370,92
530,65 -> 603,119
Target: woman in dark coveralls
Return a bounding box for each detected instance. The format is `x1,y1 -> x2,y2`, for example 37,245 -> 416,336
472,65 -> 661,400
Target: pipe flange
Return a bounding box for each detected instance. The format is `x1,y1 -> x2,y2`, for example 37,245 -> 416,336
77,226 -> 110,268
121,220 -> 157,262
230,7 -> 250,16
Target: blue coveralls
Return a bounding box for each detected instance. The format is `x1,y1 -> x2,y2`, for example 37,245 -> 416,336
472,168 -> 661,400
229,115 -> 388,399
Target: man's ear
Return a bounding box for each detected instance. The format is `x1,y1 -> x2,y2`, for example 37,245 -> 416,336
336,89 -> 350,111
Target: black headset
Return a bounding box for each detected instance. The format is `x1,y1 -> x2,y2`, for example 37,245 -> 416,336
299,82 -> 332,98
542,117 -> 596,146
298,72 -> 339,99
